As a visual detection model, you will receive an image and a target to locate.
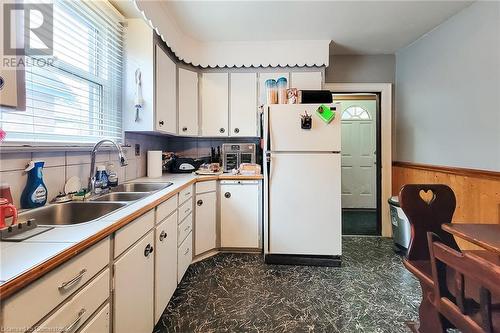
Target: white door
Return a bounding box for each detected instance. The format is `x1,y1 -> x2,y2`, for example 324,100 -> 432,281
230,73 -> 257,137
290,72 -> 322,90
220,182 -> 259,248
155,45 -> 177,134
178,68 -> 199,136
268,153 -> 341,256
195,191 -> 217,255
267,104 -> 341,152
114,231 -> 154,333
340,100 -> 377,209
201,73 -> 229,136
154,212 -> 178,322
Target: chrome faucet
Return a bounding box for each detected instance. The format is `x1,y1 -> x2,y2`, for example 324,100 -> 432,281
88,139 -> 128,194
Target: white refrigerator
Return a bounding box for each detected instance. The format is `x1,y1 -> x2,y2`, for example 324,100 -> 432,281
264,103 -> 342,266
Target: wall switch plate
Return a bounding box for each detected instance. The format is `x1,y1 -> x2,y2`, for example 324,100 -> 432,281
134,144 -> 140,156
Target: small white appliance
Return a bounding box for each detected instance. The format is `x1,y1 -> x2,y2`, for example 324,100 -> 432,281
264,103 -> 342,266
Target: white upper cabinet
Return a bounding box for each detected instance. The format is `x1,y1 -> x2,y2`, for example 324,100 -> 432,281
155,44 -> 177,134
230,73 -> 258,137
178,68 -> 199,136
290,72 -> 323,90
201,73 -> 229,136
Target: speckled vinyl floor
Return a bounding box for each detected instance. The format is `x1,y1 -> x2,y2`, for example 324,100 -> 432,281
154,237 -> 420,333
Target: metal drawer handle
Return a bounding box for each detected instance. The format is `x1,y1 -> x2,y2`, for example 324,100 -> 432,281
184,192 -> 191,197
184,225 -> 190,232
219,128 -> 225,133
58,269 -> 87,291
61,308 -> 86,333
182,127 -> 188,132
234,128 -> 240,134
185,208 -> 190,214
159,120 -> 164,126
224,192 -> 231,198
159,230 -> 167,241
197,199 -> 203,206
184,248 -> 189,255
144,243 -> 154,257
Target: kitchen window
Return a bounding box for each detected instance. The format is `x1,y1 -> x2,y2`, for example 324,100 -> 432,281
0,0 -> 124,144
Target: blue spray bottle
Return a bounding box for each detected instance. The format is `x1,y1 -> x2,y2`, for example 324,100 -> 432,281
21,161 -> 48,208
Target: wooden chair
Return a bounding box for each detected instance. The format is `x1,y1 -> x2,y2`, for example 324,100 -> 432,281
399,184 -> 460,332
428,232 -> 500,333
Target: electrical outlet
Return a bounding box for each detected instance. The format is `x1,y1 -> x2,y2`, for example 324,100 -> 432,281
135,144 -> 140,156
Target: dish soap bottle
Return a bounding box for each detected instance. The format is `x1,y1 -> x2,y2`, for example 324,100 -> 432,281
21,161 -> 48,208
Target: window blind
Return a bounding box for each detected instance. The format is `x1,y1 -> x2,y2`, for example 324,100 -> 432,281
0,0 -> 124,144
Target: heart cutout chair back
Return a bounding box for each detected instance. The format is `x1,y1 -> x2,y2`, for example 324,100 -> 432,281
419,189 -> 436,205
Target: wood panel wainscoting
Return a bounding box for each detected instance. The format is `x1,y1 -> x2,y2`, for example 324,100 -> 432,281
392,161 -> 500,249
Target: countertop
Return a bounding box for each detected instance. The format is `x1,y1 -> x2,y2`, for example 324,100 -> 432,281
0,173 -> 263,298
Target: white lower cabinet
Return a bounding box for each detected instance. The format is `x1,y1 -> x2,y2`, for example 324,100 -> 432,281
195,191 -> 216,255
113,231 -> 155,333
220,181 -> 260,248
177,232 -> 193,283
154,212 -> 178,323
78,304 -> 110,333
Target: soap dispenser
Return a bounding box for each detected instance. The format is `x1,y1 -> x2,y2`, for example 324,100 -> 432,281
21,161 -> 48,209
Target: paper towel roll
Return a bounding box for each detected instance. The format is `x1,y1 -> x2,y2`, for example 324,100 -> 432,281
147,151 -> 162,178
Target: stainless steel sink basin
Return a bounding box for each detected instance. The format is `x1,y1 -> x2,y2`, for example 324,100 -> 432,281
111,182 -> 172,193
92,192 -> 150,202
17,202 -> 127,226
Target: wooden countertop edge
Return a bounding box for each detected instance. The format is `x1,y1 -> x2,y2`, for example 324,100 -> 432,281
0,175 -> 263,299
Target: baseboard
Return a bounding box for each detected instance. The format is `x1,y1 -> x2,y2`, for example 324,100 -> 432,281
264,254 -> 342,267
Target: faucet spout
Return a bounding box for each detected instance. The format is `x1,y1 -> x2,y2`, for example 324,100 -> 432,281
88,139 -> 128,193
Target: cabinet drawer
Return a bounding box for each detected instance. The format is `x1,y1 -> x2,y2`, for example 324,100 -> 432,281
179,185 -> 193,204
115,209 -> 154,258
156,195 -> 178,223
196,181 -> 216,194
177,232 -> 192,283
35,269 -> 109,333
177,213 -> 193,246
178,198 -> 193,223
78,304 -> 110,333
1,238 -> 110,331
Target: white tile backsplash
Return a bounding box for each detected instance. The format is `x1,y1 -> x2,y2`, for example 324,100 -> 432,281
0,133 -> 168,209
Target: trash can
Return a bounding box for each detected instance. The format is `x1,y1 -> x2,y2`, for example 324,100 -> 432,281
388,196 -> 411,255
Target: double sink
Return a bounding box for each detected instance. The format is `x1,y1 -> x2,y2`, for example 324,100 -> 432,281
17,182 -> 173,227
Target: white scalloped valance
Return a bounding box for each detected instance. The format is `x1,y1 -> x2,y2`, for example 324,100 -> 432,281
132,0 -> 330,68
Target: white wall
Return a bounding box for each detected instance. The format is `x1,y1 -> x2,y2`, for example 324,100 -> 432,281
395,1 -> 500,171
326,55 -> 395,83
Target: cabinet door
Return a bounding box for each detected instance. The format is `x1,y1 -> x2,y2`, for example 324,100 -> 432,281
154,212 -> 178,323
220,183 -> 259,248
290,72 -> 322,90
114,231 -> 154,333
230,73 -> 257,137
201,73 -> 229,136
155,44 -> 177,134
195,191 -> 216,255
178,68 -> 199,136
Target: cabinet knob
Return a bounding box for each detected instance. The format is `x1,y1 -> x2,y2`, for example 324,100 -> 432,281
144,244 -> 154,257
197,199 -> 203,206
159,120 -> 164,126
234,128 -> 240,134
224,192 -> 231,198
159,230 -> 167,241
182,127 -> 188,132
219,128 -> 225,133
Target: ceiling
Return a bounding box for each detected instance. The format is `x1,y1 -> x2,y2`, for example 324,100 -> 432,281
155,0 -> 473,55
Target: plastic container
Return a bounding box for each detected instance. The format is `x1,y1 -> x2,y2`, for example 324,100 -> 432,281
265,79 -> 277,104
20,161 -> 48,209
276,77 -> 288,104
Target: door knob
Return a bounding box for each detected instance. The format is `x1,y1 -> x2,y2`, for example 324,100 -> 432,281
219,128 -> 225,133
159,230 -> 167,241
197,199 -> 203,206
234,128 -> 240,134
182,127 -> 188,132
224,192 -> 231,198
144,244 -> 154,257
159,120 -> 164,126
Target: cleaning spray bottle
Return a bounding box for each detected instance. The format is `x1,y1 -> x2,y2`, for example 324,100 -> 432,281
21,161 -> 48,209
